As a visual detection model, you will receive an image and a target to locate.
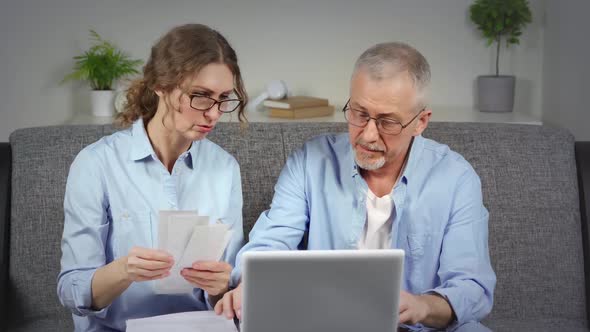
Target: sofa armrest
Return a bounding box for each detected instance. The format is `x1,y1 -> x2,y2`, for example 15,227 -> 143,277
575,141 -> 590,325
0,142 -> 11,329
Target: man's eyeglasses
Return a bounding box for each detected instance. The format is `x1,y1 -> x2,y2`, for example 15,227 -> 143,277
189,94 -> 242,113
342,99 -> 424,135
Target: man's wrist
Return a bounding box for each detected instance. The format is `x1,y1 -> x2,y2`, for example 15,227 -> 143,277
417,294 -> 434,322
208,290 -> 226,307
418,293 -> 455,328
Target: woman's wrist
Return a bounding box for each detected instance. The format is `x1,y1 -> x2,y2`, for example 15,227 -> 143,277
115,256 -> 132,284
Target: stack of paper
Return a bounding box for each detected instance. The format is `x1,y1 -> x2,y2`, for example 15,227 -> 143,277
126,311 -> 238,332
155,211 -> 233,294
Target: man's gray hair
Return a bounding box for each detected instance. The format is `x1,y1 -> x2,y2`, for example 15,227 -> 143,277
353,42 -> 431,108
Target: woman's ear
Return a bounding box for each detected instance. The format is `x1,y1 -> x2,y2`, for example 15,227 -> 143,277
155,89 -> 164,97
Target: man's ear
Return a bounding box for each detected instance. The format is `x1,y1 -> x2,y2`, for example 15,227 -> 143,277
413,109 -> 432,136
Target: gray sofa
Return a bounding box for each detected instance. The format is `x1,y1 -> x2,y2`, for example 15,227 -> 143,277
1,122 -> 590,331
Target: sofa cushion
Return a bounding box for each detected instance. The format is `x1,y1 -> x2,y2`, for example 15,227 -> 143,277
484,318 -> 588,331
8,316 -> 72,332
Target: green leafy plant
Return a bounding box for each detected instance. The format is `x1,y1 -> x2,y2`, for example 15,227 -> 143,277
62,30 -> 142,90
469,0 -> 532,76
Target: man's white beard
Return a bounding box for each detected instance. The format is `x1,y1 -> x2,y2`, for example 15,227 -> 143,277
354,151 -> 386,171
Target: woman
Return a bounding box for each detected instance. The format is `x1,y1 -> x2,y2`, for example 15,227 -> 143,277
57,24 -> 247,331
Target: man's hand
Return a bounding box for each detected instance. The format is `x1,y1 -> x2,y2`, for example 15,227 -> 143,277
123,246 -> 174,282
398,290 -> 430,326
398,290 -> 454,328
214,282 -> 243,320
181,261 -> 232,296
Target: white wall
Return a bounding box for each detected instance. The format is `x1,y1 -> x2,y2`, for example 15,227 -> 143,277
0,0 -> 545,141
543,0 -> 590,141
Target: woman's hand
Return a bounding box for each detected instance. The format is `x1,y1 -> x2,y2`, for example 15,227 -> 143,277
123,246 -> 174,282
91,246 -> 173,310
181,261 -> 232,296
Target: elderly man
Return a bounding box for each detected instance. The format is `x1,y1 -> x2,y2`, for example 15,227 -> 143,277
216,42 -> 496,331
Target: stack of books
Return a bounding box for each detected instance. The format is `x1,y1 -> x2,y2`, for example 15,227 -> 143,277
264,96 -> 334,119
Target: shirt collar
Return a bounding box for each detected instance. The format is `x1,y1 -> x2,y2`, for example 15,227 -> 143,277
399,135 -> 424,183
187,140 -> 200,170
129,118 -> 156,161
129,118 -> 200,170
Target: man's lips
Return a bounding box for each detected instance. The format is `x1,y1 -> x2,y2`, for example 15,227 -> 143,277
358,144 -> 384,153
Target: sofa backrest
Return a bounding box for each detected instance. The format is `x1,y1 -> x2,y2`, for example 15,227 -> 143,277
8,126 -> 107,329
6,122 -> 586,329
423,123 -> 585,324
0,142 -> 11,331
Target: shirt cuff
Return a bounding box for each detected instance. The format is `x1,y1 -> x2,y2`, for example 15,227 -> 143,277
191,287 -> 215,310
205,290 -> 214,310
230,267 -> 242,288
422,286 -> 470,326
72,269 -> 110,318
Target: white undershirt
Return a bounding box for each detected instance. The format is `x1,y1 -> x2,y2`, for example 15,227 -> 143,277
357,156 -> 408,250
358,189 -> 393,249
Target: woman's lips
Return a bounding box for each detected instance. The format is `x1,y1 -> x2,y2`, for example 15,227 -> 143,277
196,124 -> 213,133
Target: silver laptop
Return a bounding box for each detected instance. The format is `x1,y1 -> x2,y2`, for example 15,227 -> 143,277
241,249 -> 404,332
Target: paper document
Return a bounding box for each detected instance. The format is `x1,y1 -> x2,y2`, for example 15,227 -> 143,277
155,211 -> 233,294
126,310 -> 238,332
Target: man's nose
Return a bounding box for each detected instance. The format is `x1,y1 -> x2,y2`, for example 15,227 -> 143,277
361,118 -> 380,142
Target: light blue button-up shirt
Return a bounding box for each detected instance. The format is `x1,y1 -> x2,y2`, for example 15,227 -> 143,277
58,119 -> 244,331
234,133 -> 496,327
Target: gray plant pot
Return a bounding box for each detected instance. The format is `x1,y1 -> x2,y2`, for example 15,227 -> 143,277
477,75 -> 515,112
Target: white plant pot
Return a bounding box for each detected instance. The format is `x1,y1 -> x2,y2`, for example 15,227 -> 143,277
91,90 -> 115,117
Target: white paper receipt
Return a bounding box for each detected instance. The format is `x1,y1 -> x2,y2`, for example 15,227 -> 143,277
154,210 -> 232,294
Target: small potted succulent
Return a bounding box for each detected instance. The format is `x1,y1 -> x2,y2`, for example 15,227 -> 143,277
469,0 -> 532,112
62,30 -> 142,117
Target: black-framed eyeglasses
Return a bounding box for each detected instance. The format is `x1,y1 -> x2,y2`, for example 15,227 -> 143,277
342,99 -> 425,135
188,94 -> 243,113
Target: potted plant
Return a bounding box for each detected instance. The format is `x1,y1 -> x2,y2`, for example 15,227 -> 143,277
469,0 -> 532,112
63,30 -> 142,117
